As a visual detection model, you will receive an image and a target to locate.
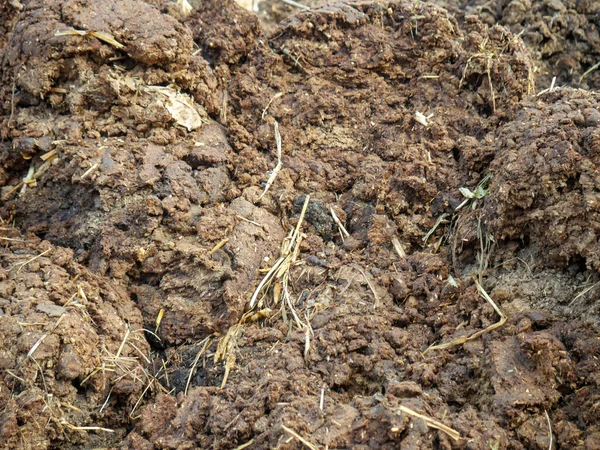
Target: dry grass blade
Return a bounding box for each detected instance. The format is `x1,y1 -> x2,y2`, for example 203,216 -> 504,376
233,440 -> 254,450
55,28 -> 124,49
397,405 -> 460,441
14,248 -> 52,273
579,60 -> 600,84
282,425 -> 319,450
155,309 -> 165,333
262,92 -> 284,119
330,207 -> 349,239
61,421 -> 115,433
249,194 -> 309,310
208,238 -> 229,255
279,0 -> 310,10
537,76 -> 558,96
486,55 -> 496,113
216,196 -> 312,387
185,337 -> 212,395
215,318 -> 252,388
415,111 -> 434,127
27,333 -> 48,359
423,213 -> 449,245
99,387 -> 113,414
177,0 -> 193,16
115,327 -> 130,359
220,354 -> 236,389
5,369 -> 26,383
569,281 -> 599,306
129,376 -> 154,420
545,409 -> 553,450
80,163 -> 99,179
391,237 -> 406,259
423,279 -> 506,356
40,150 -> 57,161
354,264 -> 380,308
258,121 -> 283,200
2,152 -> 60,200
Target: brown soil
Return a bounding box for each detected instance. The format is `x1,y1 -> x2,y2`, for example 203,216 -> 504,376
428,0 -> 600,90
1,0 -> 599,449
0,230 -> 149,449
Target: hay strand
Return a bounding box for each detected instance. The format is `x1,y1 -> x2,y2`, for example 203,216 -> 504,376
397,405 -> 460,441
258,121 -> 283,200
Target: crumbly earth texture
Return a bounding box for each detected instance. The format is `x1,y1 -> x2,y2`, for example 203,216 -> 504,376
428,0 -> 600,90
0,0 -> 599,449
0,230 -> 149,449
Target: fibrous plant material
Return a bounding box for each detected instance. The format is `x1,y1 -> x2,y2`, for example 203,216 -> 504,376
396,405 -> 460,441
422,279 -> 506,356
330,207 -> 349,240
258,121 -> 283,200
146,86 -> 208,131
248,194 -> 310,322
281,425 -> 319,450
215,196 -> 312,387
55,28 -> 125,49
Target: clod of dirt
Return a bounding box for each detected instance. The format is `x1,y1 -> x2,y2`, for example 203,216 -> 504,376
0,230 -> 149,448
429,0 -> 600,90
4,0 -> 196,97
126,256 -> 600,449
0,0 -> 219,143
485,88 -> 600,271
1,121 -> 285,344
182,0 -> 262,66
227,0 -> 535,250
2,0 -> 600,448
293,194 -> 335,238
